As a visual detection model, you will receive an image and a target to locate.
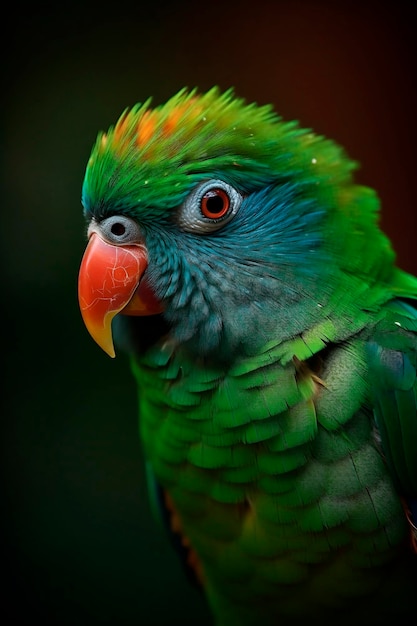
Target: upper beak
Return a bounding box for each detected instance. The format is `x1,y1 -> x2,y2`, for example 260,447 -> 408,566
78,233 -> 162,357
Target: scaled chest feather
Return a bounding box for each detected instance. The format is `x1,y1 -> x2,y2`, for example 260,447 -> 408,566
131,338 -> 408,623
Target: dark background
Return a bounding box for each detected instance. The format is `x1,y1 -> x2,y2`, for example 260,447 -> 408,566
2,1 -> 416,624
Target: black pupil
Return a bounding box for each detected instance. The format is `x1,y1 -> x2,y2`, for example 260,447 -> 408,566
111,222 -> 126,236
205,191 -> 225,215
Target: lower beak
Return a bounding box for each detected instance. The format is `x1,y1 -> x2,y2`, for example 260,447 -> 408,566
78,233 -> 162,357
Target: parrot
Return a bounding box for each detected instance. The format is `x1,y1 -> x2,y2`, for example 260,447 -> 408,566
78,87 -> 417,626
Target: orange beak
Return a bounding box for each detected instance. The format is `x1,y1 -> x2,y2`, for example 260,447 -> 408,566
78,233 -> 163,357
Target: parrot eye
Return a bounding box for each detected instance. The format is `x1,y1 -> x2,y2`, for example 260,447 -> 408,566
93,215 -> 142,245
178,179 -> 243,234
200,188 -> 230,219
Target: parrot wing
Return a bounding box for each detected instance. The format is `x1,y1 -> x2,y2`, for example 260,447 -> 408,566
145,460 -> 204,589
367,297 -> 417,550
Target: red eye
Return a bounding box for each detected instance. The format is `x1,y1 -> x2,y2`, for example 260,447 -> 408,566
201,188 -> 230,219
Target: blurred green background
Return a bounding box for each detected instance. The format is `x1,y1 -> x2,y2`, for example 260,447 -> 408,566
2,1 -> 416,624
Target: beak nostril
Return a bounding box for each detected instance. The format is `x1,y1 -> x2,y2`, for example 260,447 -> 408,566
111,222 -> 126,236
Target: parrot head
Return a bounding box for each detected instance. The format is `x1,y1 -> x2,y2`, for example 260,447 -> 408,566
78,87 -> 396,361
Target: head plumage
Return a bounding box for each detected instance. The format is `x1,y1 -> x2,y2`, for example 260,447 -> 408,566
82,86 -> 357,219
90,87 -> 278,163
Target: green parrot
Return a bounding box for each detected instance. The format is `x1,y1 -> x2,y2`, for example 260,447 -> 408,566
78,88 -> 417,625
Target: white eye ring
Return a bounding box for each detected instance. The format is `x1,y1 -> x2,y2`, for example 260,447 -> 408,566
88,215 -> 142,245
177,179 -> 243,234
